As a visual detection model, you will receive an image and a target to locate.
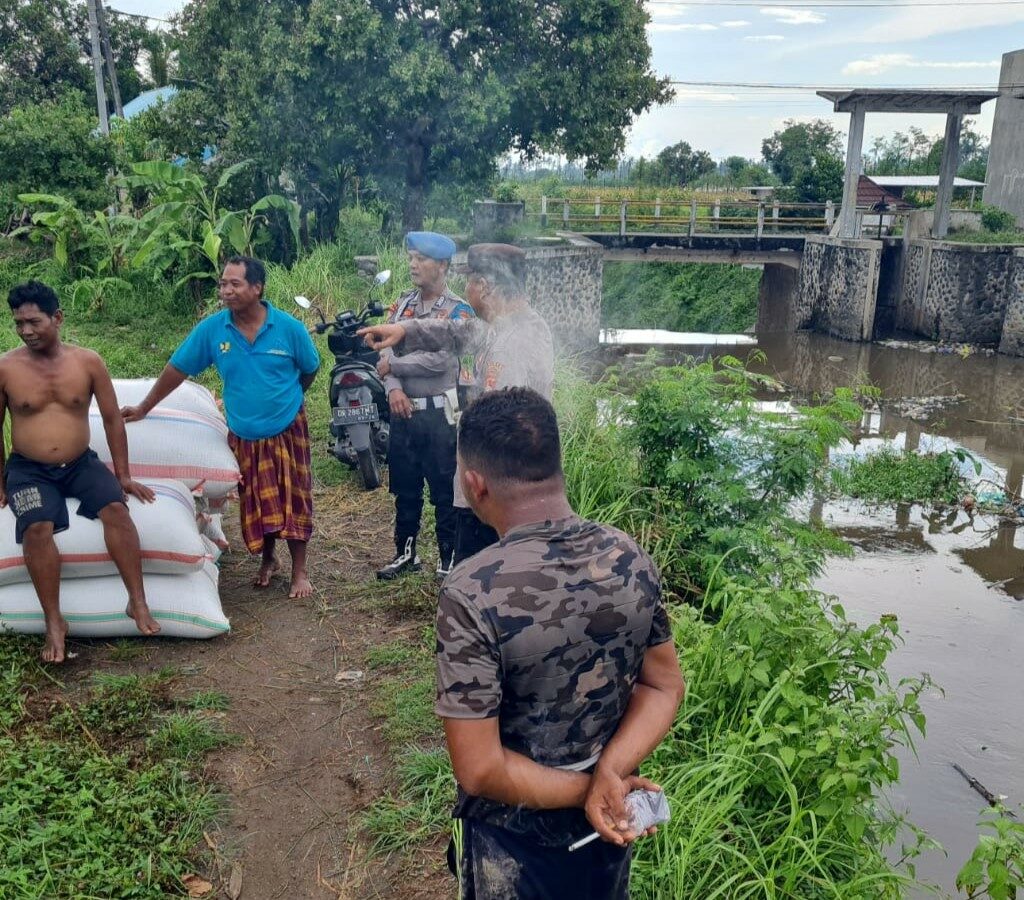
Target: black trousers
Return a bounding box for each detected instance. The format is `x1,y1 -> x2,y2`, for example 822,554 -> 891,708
454,507 -> 499,564
448,817 -> 631,900
387,408 -> 457,554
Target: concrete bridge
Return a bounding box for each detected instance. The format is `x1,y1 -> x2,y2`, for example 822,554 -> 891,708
516,226 -> 1024,358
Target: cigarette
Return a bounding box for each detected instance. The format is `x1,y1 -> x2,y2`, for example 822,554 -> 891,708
567,831 -> 601,852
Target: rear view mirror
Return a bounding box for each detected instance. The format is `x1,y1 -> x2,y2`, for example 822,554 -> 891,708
294,295 -> 312,309
374,270 -> 392,286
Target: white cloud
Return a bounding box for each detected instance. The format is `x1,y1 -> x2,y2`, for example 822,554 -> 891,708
721,19 -> 751,27
849,2 -> 1024,42
842,53 -> 1001,75
646,1 -> 689,19
649,21 -> 718,31
744,34 -> 786,42
760,7 -> 826,25
673,88 -> 741,102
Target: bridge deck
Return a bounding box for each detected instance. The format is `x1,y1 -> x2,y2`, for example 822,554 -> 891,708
579,232 -> 806,268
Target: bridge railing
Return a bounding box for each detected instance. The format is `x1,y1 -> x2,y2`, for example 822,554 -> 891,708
526,196 -> 837,237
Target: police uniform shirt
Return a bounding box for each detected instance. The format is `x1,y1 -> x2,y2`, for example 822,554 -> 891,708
399,305 -> 555,506
381,289 -> 474,400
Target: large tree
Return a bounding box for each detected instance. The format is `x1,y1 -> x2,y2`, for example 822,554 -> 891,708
761,119 -> 843,186
654,142 -> 715,186
0,0 -> 160,117
172,0 -> 670,233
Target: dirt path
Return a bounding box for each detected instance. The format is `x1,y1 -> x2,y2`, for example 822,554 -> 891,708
58,481 -> 450,900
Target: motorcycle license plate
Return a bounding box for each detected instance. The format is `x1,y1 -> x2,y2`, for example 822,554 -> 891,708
333,404 -> 379,425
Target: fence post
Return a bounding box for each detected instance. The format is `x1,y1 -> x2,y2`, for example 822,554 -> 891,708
825,200 -> 834,229
772,200 -> 780,232
713,200 -> 721,232
595,198 -> 601,219
689,198 -> 697,237
562,199 -> 569,227
756,202 -> 765,240
540,195 -> 548,229
654,197 -> 661,219
619,201 -> 627,237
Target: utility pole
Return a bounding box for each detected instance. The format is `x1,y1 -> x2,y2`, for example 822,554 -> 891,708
86,0 -> 109,133
96,0 -> 124,118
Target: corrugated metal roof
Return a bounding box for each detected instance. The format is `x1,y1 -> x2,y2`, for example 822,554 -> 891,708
866,175 -> 986,188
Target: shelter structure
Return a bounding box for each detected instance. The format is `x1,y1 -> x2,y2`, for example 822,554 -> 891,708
817,89 -> 999,238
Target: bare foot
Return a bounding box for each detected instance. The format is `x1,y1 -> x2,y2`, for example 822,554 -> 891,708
288,570 -> 313,599
253,557 -> 281,588
42,617 -> 69,664
126,599 -> 161,636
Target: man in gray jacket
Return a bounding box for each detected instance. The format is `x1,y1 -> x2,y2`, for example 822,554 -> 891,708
360,243 -> 554,565
375,232 -> 475,580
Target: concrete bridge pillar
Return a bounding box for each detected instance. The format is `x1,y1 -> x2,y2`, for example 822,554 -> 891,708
757,264 -> 801,333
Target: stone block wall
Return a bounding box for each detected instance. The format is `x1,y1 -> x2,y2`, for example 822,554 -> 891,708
524,240 -> 603,352
797,236 -> 882,341
997,250 -> 1024,355
898,242 -> 1017,343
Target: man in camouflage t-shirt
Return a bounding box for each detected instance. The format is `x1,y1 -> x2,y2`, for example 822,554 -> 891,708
435,388 -> 685,900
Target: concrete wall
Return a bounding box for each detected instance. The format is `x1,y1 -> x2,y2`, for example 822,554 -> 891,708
756,264 -> 800,333
897,241 -> 1017,343
797,236 -> 882,341
983,48 -> 1024,226
525,239 -> 603,351
997,250 -> 1024,355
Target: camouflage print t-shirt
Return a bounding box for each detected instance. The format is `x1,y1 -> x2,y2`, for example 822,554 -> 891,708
435,516 -> 671,842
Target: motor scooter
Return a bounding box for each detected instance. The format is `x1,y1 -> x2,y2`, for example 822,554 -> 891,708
295,270 -> 391,490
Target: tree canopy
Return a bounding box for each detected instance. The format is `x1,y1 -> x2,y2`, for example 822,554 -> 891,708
167,0 -> 671,233
0,0 -> 165,117
762,120 -> 844,187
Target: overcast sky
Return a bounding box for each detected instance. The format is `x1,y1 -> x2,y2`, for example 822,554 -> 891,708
112,0 -> 1023,161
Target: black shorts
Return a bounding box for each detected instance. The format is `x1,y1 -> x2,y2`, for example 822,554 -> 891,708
448,817 -> 630,900
5,450 -> 124,544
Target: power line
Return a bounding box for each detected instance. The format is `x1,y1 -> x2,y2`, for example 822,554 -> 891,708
668,79 -> 1010,90
649,0 -> 1024,5
104,6 -> 172,23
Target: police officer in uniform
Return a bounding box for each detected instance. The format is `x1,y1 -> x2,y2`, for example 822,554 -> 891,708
359,243 -> 554,566
375,232 -> 474,580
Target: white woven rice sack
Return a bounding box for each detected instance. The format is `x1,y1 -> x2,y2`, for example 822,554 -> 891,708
89,381 -> 240,498
0,561 -> 229,639
112,378 -> 221,418
197,512 -> 229,551
201,534 -> 223,563
0,479 -> 211,586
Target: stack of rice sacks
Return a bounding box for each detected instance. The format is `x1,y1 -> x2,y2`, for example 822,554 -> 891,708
0,379 -> 240,639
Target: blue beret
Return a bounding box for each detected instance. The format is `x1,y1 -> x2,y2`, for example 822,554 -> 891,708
405,231 -> 456,261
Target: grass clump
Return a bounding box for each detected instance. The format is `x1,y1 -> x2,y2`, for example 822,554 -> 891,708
369,631 -> 437,747
183,690 -> 230,712
831,448 -> 970,505
0,664 -> 227,899
362,749 -> 455,853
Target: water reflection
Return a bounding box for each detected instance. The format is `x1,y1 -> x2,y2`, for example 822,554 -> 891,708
600,329 -> 1024,893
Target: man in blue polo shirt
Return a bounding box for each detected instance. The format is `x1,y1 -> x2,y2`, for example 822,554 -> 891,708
123,256 -> 321,598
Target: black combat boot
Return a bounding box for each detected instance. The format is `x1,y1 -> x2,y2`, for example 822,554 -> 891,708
376,536 -> 422,581
435,545 -> 456,580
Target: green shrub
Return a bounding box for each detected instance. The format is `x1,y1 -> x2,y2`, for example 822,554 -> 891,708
981,204 -> 1017,233
0,94 -> 114,225
492,181 -> 521,203
830,448 -> 972,505
602,262 -> 761,334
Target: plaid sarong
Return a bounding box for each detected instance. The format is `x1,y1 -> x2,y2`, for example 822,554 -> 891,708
228,408 -> 313,555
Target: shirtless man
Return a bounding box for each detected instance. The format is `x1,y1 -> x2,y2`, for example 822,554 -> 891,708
0,281 -> 160,663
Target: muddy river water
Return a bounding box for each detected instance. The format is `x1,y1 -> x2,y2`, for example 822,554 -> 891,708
604,330 -> 1024,895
